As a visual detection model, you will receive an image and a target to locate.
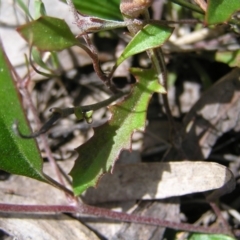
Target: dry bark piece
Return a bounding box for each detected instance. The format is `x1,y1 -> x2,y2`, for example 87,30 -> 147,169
83,161 -> 234,204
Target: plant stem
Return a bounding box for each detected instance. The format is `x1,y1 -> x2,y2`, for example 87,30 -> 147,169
0,204 -> 77,213
120,3 -> 185,156
43,174 -> 74,198
0,202 -> 230,235
81,204 -> 226,235
76,42 -> 110,87
75,90 -> 127,112
208,201 -> 234,237
10,54 -> 71,198
51,90 -> 127,121
16,91 -> 127,138
142,10 -> 185,157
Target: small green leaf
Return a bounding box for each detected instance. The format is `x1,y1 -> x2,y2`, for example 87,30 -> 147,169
72,0 -> 122,20
31,48 -> 60,72
50,51 -> 60,69
70,68 -> 165,196
215,50 -> 240,67
17,16 -> 79,51
0,43 -> 47,182
189,233 -> 235,240
34,0 -> 47,19
206,0 -> 240,25
31,47 -> 51,71
83,110 -> 93,124
116,24 -> 173,67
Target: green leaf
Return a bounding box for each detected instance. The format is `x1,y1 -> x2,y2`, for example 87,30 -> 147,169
50,51 -> 61,69
0,43 -> 47,182
31,48 -> 60,72
116,24 -> 173,67
72,0 -> 122,20
189,233 -> 235,240
206,0 -> 240,25
215,50 -> 240,67
17,16 -> 79,51
31,47 -> 51,71
34,0 -> 47,19
70,68 -> 165,196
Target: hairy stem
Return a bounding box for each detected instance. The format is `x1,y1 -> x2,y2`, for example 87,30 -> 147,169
0,202 -> 231,235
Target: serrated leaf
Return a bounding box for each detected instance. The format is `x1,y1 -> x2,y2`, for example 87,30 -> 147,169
70,68 -> 165,195
116,24 -> 173,67
17,16 -> 79,51
189,233 -> 235,240
72,0 -> 122,20
0,43 -> 47,182
206,0 -> 240,25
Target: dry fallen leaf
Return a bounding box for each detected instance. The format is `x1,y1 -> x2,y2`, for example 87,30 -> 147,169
83,161 -> 234,204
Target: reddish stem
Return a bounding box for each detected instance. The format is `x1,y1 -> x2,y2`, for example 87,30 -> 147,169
0,202 -> 230,235
209,201 -> 233,236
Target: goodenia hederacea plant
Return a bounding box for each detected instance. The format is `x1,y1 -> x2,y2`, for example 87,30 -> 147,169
15,0 -> 171,195
0,42 -> 47,182
70,69 -> 165,195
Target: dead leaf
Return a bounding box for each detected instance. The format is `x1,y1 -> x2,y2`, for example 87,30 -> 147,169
83,161 -> 234,204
